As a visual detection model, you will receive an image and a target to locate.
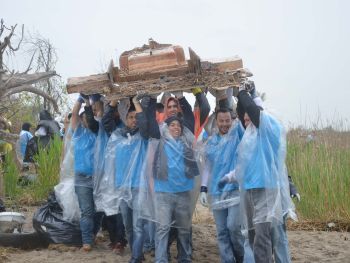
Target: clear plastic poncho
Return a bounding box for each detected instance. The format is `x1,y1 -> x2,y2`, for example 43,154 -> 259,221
100,127 -> 148,216
54,121 -> 98,221
92,120 -> 110,212
138,123 -> 201,229
235,110 -> 297,231
199,119 -> 241,210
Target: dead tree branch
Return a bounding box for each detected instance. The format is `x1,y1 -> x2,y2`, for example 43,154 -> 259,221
2,84 -> 61,114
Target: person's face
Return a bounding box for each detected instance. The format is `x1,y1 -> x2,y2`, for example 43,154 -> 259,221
215,112 -> 233,135
81,114 -> 88,129
92,105 -> 97,117
167,100 -> 178,116
125,111 -> 137,129
244,113 -> 251,127
168,120 -> 181,137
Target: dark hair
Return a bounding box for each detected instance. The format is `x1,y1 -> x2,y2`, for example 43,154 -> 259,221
167,97 -> 178,108
68,113 -> 72,120
215,108 -> 232,120
126,106 -> 136,118
156,103 -> 164,110
80,112 -> 85,120
22,122 -> 32,131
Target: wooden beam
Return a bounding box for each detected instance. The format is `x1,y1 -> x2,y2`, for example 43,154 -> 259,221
203,56 -> 243,72
188,47 -> 201,75
66,73 -> 110,94
113,67 -> 120,83
108,60 -> 114,84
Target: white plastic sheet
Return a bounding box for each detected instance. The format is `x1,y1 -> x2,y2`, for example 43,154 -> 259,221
235,110 -> 297,231
199,119 -> 241,210
138,123 -> 201,229
100,127 -> 148,216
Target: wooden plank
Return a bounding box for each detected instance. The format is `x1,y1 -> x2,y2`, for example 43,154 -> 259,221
204,56 -> 243,72
66,73 -> 110,94
108,60 -> 114,84
113,67 -> 120,83
188,47 -> 201,75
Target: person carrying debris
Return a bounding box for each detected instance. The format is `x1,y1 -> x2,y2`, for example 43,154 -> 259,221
138,92 -> 200,263
218,81 -> 297,263
84,94 -> 128,253
70,94 -> 105,252
101,91 -> 149,263
161,88 -> 210,139
199,107 -> 244,263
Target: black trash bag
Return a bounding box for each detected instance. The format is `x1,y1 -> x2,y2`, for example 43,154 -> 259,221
33,191 -> 82,247
23,135 -> 53,163
0,198 -> 6,212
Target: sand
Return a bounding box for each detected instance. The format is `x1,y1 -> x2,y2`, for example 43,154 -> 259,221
3,204 -> 350,263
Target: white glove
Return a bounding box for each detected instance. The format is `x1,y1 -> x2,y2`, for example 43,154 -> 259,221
172,90 -> 183,98
225,170 -> 237,184
291,193 -> 301,202
133,90 -> 149,104
200,192 -> 208,207
239,80 -> 255,93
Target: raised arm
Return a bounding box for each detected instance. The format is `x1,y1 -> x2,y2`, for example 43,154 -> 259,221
85,102 -> 99,134
101,101 -> 117,137
133,91 -> 149,140
72,94 -> 88,131
237,89 -> 261,128
192,88 -> 210,126
146,97 -> 160,139
178,97 -> 195,134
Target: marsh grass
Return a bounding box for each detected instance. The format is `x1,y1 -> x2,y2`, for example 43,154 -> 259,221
32,135 -> 62,202
286,124 -> 350,223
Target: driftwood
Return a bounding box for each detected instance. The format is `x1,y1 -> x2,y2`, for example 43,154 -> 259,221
66,43 -> 250,100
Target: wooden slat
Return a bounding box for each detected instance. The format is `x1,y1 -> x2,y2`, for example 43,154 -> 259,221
67,73 -> 110,94
108,60 -> 114,84
188,47 -> 201,75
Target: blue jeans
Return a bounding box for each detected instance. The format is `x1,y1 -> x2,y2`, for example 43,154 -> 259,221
119,189 -> 144,263
144,220 -> 155,251
212,190 -> 244,263
243,231 -> 255,263
106,214 -> 127,246
271,214 -> 291,263
155,191 -> 192,263
75,181 -> 104,247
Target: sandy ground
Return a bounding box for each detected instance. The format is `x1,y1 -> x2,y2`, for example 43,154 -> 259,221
4,204 -> 350,263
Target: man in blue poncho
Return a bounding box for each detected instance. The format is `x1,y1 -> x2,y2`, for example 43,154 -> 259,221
71,94 -> 105,252
102,93 -> 149,263
18,122 -> 33,170
200,107 -> 244,263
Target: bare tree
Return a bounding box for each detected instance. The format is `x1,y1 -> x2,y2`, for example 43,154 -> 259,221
0,19 -> 60,145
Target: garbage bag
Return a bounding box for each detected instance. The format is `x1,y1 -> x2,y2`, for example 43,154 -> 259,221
0,198 -> 6,212
199,119 -> 241,210
138,123 -> 201,229
100,127 -> 148,216
33,191 -> 82,247
23,135 -> 53,163
235,110 -> 297,231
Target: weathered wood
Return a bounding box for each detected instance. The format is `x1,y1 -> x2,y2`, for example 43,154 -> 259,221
108,60 -> 114,84
0,69 -> 7,74
113,67 -> 120,83
189,47 -> 201,75
187,60 -> 195,73
66,73 -> 110,94
203,56 -> 243,72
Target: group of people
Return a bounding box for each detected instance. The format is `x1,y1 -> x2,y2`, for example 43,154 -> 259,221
55,80 -> 298,263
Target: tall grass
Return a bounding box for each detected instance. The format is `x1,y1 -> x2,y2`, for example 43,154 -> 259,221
286,126 -> 350,222
33,135 -> 62,202
1,152 -> 23,201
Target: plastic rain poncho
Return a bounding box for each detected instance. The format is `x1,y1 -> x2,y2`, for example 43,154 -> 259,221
54,121 -> 98,221
199,119 -> 242,210
235,110 -> 297,231
138,123 -> 201,229
99,127 -> 148,216
92,120 -> 125,213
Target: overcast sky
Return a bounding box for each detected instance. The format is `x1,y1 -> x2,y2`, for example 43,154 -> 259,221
2,0 -> 349,129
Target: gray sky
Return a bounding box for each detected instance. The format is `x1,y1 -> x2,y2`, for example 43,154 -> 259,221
2,0 -> 350,128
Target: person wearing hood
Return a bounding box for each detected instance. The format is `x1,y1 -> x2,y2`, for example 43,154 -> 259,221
144,94 -> 200,263
161,88 -> 210,139
17,123 -> 33,171
36,110 -> 61,137
101,92 -> 149,263
71,94 -> 105,252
